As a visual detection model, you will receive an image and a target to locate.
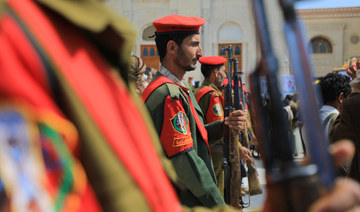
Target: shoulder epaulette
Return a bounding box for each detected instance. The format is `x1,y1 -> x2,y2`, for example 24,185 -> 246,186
167,83 -> 181,100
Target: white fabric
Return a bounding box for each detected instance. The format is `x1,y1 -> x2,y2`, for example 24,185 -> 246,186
319,105 -> 339,140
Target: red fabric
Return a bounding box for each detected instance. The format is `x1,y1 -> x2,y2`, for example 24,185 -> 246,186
195,86 -> 224,107
77,184 -> 102,212
143,76 -> 211,157
160,96 -> 193,157
6,0 -> 182,211
153,15 -> 205,33
206,93 -> 224,124
199,56 -> 227,65
195,86 -> 213,102
0,14 -> 101,211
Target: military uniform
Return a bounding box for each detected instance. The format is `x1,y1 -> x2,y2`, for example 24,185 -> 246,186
195,80 -> 225,124
143,65 -> 225,208
194,80 -> 226,197
194,56 -> 227,197
0,0 -> 181,211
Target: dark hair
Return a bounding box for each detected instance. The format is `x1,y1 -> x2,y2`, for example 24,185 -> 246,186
320,72 -> 351,104
155,32 -> 196,62
201,64 -> 223,78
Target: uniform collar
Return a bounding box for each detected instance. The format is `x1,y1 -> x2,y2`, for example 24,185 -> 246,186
159,65 -> 188,88
202,80 -> 222,93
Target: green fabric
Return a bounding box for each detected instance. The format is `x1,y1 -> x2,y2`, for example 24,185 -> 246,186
211,151 -> 225,198
194,80 -> 225,197
39,123 -> 74,212
145,73 -> 225,208
53,68 -> 151,212
128,82 -> 179,186
35,0 -> 137,73
0,0 -> 5,16
9,3 -> 151,210
194,80 -> 223,125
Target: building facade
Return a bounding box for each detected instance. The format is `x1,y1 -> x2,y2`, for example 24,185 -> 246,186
105,0 -> 360,88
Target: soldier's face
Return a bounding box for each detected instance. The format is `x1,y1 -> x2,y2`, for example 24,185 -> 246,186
175,34 -> 202,72
215,65 -> 226,87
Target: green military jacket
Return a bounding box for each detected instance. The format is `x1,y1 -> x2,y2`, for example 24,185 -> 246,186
194,80 -> 224,125
144,72 -> 225,208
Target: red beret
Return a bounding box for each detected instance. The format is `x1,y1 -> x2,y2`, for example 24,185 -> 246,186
153,15 -> 205,34
199,56 -> 227,65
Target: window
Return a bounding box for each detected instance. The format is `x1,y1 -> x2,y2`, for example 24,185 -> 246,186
311,37 -> 332,54
235,46 -> 241,55
141,45 -> 160,70
143,48 -> 148,56
150,47 -> 156,56
218,43 -> 242,73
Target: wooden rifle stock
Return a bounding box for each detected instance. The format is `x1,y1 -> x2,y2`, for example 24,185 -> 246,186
222,45 -> 242,208
233,59 -> 263,196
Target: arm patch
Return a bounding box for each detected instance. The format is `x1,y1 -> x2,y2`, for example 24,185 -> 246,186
206,93 -> 224,123
160,96 -> 193,157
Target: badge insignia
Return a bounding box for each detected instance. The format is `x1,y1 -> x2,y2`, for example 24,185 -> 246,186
171,111 -> 189,134
212,103 -> 223,116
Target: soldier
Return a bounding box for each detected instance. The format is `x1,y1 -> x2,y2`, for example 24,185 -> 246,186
195,56 -> 227,125
194,56 -> 250,198
142,15 -> 248,208
0,0 -> 181,211
2,1 -> 360,212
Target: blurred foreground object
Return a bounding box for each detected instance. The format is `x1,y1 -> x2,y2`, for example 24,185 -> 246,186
0,0 -> 181,211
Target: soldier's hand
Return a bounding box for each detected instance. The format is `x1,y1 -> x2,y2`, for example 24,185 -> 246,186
239,146 -> 253,163
224,110 -> 247,131
346,57 -> 360,80
310,140 -> 360,212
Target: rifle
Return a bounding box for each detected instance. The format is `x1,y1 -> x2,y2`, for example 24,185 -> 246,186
249,0 -> 335,211
233,60 -> 263,196
222,45 -> 242,208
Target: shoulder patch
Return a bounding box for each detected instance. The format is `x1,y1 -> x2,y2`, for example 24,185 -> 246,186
212,103 -> 223,116
206,94 -> 224,123
160,96 -> 193,157
171,111 -> 189,134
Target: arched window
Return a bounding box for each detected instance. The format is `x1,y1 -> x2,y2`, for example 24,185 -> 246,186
311,37 -> 332,54
150,47 -> 155,56
143,48 -> 148,57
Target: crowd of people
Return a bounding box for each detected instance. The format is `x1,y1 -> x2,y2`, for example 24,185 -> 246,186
1,0 -> 360,211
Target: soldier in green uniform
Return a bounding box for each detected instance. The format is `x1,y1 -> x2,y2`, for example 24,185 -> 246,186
194,56 -> 227,197
194,56 -> 253,198
142,15 -> 248,208
3,1 -> 360,212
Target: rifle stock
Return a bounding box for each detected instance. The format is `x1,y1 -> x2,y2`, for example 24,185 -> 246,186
222,45 -> 242,208
233,59 -> 263,196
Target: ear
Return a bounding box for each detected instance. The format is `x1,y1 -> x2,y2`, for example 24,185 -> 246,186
167,40 -> 178,55
213,68 -> 219,77
338,92 -> 344,103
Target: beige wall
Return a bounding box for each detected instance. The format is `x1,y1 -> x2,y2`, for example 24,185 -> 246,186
105,0 -> 360,86
299,8 -> 360,77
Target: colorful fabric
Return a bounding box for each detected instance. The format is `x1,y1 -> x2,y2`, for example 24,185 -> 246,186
143,76 -> 210,155
1,0 -> 182,211
195,82 -> 225,124
160,96 -> 194,157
